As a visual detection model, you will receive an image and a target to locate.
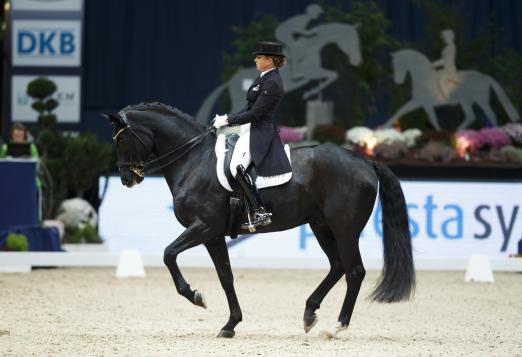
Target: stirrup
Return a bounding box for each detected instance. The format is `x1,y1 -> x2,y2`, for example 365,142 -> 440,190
241,209 -> 272,232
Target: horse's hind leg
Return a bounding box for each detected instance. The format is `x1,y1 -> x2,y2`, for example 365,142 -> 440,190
303,223 -> 345,333
323,191 -> 374,337
337,244 -> 365,328
319,230 -> 365,338
204,236 -> 242,338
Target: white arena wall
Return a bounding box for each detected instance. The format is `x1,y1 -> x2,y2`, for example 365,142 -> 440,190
3,176 -> 521,272
91,176 -> 522,271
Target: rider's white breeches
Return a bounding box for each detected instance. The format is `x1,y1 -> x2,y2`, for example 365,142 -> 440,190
230,124 -> 252,177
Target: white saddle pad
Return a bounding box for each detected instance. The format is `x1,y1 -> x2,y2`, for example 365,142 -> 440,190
215,134 -> 292,192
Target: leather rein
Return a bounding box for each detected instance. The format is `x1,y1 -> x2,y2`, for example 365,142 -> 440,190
113,111 -> 213,178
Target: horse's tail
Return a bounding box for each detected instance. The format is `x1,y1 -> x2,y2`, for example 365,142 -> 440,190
195,82 -> 229,124
490,78 -> 521,121
370,161 -> 415,303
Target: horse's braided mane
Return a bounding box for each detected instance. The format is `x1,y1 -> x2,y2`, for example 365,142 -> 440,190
122,102 -> 194,122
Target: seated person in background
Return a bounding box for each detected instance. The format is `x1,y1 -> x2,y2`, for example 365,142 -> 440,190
0,122 -> 39,159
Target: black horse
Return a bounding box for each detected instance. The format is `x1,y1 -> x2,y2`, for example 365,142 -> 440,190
104,102 -> 415,338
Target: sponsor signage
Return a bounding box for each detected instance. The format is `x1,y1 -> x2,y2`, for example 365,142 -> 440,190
99,177 -> 522,258
12,0 -> 83,12
12,20 -> 82,66
11,75 -> 81,123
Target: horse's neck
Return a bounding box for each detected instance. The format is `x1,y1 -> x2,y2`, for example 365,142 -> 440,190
409,67 -> 440,100
149,116 -> 203,156
147,116 -> 214,193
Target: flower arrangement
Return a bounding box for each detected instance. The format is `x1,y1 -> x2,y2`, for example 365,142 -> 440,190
374,141 -> 409,161
500,145 -> 522,163
454,130 -> 481,158
501,123 -> 522,145
476,128 -> 511,150
402,129 -> 422,148
374,128 -> 405,145
279,126 -> 305,144
346,126 -> 376,147
288,124 -> 521,164
416,141 -> 458,163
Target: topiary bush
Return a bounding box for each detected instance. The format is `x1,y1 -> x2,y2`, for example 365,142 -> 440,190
27,77 -> 59,128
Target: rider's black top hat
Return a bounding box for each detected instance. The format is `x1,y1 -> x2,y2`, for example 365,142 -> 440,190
252,41 -> 285,57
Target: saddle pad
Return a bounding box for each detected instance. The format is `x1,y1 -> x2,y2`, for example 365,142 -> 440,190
215,133 -> 292,192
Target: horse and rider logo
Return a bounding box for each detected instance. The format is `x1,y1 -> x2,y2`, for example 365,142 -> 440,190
196,4 -> 520,130
384,29 -> 520,130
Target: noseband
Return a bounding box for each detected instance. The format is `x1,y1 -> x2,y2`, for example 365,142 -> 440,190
114,111 -> 213,178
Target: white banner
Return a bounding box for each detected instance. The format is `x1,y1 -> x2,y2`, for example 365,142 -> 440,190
12,20 -> 82,66
99,177 -> 522,258
11,75 -> 81,123
12,0 -> 83,11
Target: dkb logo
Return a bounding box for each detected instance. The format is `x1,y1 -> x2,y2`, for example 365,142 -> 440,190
12,20 -> 82,67
18,30 -> 75,56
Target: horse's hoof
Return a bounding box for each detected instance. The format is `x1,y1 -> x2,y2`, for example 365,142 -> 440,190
320,321 -> 347,339
217,329 -> 235,338
194,290 -> 207,309
303,313 -> 318,333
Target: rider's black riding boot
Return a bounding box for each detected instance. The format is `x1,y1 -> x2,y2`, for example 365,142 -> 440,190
235,164 -> 272,231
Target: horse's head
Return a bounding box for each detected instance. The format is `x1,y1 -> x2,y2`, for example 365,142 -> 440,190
315,23 -> 362,66
391,49 -> 432,85
103,111 -> 154,188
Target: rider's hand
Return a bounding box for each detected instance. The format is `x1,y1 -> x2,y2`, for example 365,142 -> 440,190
213,114 -> 228,129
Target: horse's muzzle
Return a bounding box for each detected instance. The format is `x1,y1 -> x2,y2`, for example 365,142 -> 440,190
121,170 -> 142,187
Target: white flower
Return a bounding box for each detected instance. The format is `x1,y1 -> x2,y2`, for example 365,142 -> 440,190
374,128 -> 405,145
346,127 -> 376,147
55,198 -> 97,230
402,128 -> 422,148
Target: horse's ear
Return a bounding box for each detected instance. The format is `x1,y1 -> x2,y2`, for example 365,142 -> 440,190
101,112 -> 122,125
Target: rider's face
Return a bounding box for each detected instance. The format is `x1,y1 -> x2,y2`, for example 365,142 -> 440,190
255,55 -> 274,72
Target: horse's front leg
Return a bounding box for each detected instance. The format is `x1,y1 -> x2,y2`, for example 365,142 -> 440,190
204,236 -> 242,338
163,220 -> 214,308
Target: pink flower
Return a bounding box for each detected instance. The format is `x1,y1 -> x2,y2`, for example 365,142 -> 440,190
279,126 -> 304,144
476,128 -> 511,149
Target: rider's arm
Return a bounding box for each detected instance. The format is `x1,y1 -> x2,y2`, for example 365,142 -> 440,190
432,59 -> 443,68
227,80 -> 282,126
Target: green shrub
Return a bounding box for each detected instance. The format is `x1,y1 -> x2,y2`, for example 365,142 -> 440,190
64,224 -> 102,244
6,233 -> 29,251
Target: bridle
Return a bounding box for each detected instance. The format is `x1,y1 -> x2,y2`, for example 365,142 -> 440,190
113,111 -> 213,178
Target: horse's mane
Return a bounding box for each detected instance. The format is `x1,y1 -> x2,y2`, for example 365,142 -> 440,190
122,102 -> 195,122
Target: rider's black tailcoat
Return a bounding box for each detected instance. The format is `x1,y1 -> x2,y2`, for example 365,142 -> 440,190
227,69 -> 292,177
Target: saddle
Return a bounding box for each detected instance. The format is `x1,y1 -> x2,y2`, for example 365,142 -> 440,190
215,133 -> 293,238
215,133 -> 292,192
223,134 -> 257,190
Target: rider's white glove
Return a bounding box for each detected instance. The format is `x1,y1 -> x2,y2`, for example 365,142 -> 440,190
213,114 -> 228,129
